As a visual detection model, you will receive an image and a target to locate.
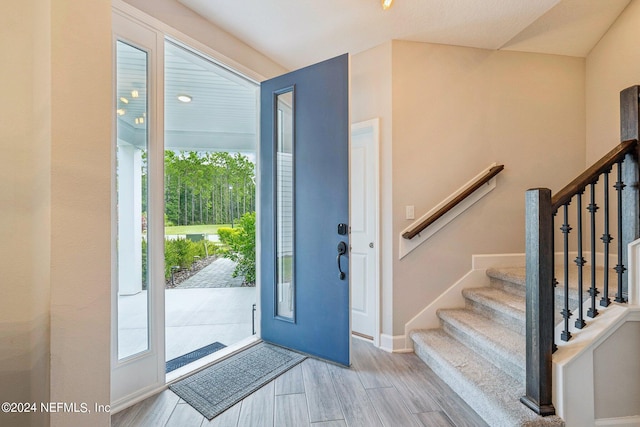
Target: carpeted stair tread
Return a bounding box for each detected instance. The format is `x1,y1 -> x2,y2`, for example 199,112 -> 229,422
487,266 -> 618,297
411,329 -> 564,427
463,287 -> 525,334
487,267 -> 526,287
437,308 -> 524,381
463,287 -> 525,315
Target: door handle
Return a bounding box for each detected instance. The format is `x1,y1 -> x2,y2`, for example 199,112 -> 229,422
337,241 -> 347,280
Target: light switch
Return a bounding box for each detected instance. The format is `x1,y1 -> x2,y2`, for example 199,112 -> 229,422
406,205 -> 415,220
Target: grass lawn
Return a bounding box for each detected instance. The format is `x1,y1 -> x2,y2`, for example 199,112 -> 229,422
164,224 -> 231,235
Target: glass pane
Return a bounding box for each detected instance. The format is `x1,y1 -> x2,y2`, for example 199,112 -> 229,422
276,91 -> 294,320
164,40 -> 258,369
116,41 -> 149,359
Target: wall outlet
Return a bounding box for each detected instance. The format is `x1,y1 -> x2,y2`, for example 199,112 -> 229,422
406,205 -> 415,220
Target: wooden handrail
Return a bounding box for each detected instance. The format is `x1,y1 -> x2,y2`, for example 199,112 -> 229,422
551,139 -> 637,211
402,165 -> 504,240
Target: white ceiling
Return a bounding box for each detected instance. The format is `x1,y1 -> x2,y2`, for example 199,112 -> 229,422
178,0 -> 630,70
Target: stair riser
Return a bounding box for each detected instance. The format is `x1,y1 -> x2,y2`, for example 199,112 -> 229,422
440,320 -> 525,382
463,295 -> 525,335
488,279 -> 584,322
489,277 -> 525,297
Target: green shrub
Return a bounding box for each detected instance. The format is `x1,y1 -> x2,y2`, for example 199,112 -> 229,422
218,212 -> 256,285
141,236 -> 219,281
163,238 -> 216,278
199,240 -> 218,258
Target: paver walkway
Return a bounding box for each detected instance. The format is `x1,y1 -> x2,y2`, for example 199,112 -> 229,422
176,257 -> 246,288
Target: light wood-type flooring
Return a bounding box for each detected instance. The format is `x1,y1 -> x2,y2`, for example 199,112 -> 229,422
111,338 -> 488,427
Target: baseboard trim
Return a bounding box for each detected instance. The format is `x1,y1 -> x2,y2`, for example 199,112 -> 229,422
379,334 -> 412,353
472,253 -> 525,269
595,415 -> 640,426
110,383 -> 168,415
404,253 -> 526,346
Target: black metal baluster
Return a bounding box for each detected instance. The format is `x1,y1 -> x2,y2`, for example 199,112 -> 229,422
615,161 -> 627,303
574,191 -> 586,329
600,169 -> 612,307
561,203 -> 572,341
587,181 -> 599,318
552,211 -> 558,352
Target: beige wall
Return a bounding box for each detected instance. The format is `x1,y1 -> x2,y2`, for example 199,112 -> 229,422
0,0 -> 114,425
48,0 -> 113,425
586,0 -> 640,164
0,0 -> 52,425
1,0 -> 112,425
390,41 -> 586,335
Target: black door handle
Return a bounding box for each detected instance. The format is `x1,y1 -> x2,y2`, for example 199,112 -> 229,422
337,241 -> 347,280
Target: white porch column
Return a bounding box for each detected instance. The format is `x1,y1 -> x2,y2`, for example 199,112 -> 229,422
117,142 -> 143,295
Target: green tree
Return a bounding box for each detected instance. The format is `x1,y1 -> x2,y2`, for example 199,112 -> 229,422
164,150 -> 255,226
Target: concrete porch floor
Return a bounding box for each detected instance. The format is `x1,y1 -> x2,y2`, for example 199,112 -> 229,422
117,258 -> 256,362
165,286 -> 256,360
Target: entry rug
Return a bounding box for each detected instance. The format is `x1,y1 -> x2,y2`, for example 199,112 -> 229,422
169,342 -> 306,420
166,342 -> 227,373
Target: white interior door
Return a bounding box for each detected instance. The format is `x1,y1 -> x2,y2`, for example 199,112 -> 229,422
350,119 -> 380,341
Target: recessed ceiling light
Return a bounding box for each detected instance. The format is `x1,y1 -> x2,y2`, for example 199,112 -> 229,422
131,90 -> 139,98
117,109 -> 126,116
177,94 -> 192,103
120,97 -> 129,104
382,0 -> 393,10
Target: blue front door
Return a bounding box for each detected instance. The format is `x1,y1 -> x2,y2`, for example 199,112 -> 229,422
259,54 -> 350,366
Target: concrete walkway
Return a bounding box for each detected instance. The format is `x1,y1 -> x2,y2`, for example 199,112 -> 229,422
118,257 -> 256,362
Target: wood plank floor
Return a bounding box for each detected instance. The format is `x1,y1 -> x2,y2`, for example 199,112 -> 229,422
111,338 -> 488,427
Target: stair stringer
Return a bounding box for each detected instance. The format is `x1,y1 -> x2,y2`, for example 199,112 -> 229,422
554,302 -> 640,426
403,253 -> 525,350
555,238 -> 640,426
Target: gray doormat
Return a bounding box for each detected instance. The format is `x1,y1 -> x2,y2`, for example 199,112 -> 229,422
169,342 -> 306,420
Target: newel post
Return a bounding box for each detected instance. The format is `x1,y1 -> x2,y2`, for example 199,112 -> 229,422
521,188 -> 556,416
620,85 -> 640,301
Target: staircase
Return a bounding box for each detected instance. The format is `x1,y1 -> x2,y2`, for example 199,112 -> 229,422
411,266 -> 580,427
406,88 -> 640,426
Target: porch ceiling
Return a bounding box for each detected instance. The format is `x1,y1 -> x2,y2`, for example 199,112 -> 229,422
117,40 -> 258,153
